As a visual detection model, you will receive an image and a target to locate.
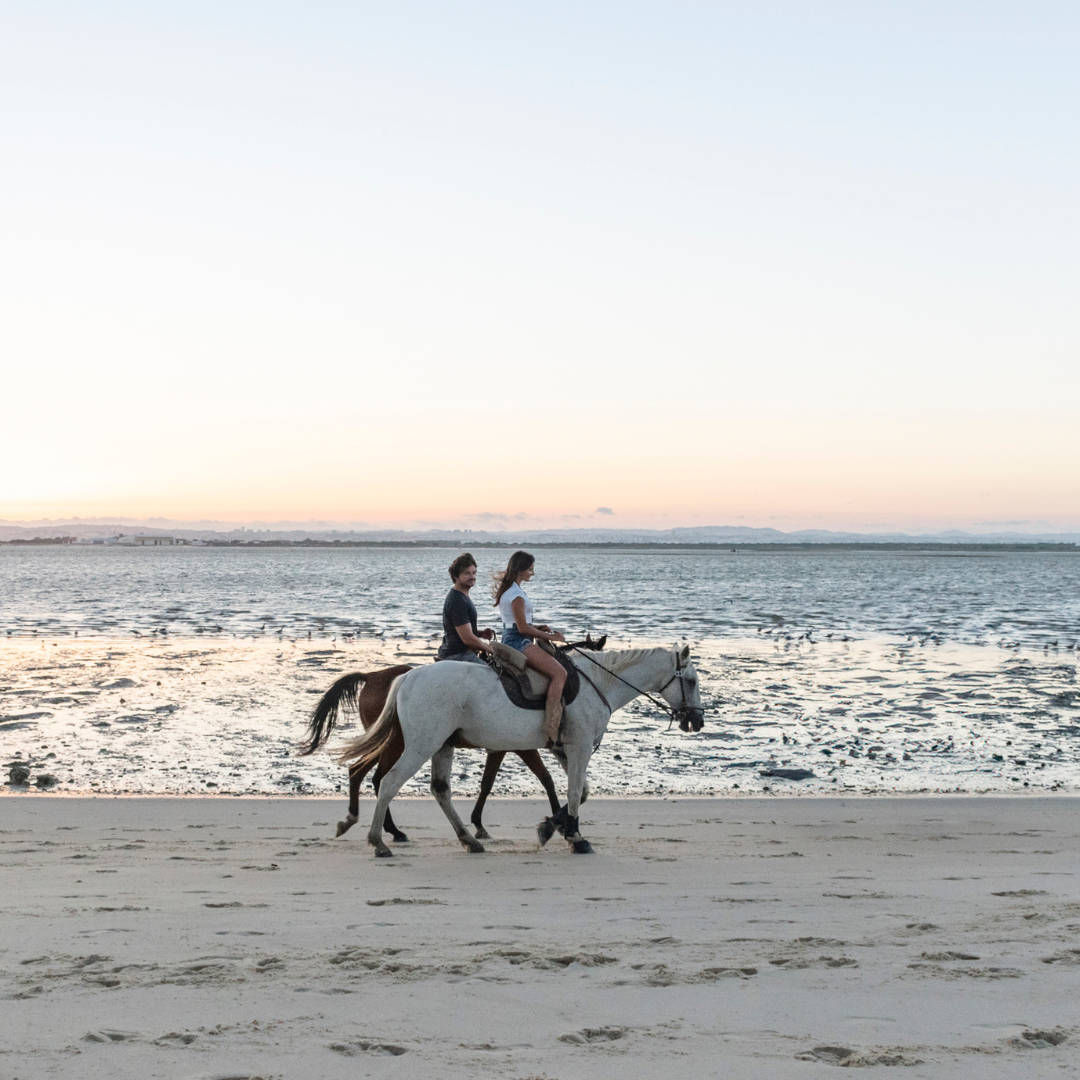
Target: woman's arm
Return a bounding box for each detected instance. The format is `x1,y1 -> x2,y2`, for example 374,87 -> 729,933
511,597 -> 566,643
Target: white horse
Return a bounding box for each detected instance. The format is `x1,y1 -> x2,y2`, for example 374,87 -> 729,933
335,645 -> 705,857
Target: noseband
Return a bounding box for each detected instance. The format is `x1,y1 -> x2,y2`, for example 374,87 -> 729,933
658,661 -> 704,732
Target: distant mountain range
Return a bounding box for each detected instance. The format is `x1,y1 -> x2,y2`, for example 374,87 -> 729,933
2,519 -> 1078,546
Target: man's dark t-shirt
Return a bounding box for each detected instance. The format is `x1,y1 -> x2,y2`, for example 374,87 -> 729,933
437,588 -> 479,659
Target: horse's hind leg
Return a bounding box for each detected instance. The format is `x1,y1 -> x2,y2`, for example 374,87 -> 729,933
470,751 -> 506,840
518,749 -> 561,817
367,745 -> 431,858
336,761 -> 371,837
372,765 -> 408,843
431,744 -> 484,854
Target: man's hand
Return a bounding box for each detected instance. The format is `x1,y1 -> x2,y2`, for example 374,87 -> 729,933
456,623 -> 493,653
479,627 -> 495,640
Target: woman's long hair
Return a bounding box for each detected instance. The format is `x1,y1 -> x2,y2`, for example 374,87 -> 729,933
492,550 -> 535,606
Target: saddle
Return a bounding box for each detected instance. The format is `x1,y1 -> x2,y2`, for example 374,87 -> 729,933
486,640 -> 581,711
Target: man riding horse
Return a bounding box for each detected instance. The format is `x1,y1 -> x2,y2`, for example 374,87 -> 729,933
435,553 -> 495,664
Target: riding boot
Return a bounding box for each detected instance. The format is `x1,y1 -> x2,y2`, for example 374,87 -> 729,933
542,696 -> 564,746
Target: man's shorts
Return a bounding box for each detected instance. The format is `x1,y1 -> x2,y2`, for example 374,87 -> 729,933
436,651 -> 487,665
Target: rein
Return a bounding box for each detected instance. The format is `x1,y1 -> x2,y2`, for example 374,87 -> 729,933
570,646 -> 691,728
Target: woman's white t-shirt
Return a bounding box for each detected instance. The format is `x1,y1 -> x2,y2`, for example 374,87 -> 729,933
499,582 -> 534,629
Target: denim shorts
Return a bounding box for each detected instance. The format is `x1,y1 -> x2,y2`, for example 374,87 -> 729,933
502,627 -> 533,652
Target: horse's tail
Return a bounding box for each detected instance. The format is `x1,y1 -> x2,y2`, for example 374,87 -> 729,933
334,673 -> 406,771
298,672 -> 368,756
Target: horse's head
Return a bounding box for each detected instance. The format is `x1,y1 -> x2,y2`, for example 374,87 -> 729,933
660,644 -> 705,732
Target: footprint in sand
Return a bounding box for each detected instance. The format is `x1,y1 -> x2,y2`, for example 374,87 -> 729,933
796,1045 -> 923,1066
548,953 -> 619,968
154,1031 -> 198,1045
920,951 -> 980,961
330,1039 -> 408,1056
366,897 -> 446,907
83,1030 -> 137,1043
1013,1029 -> 1067,1049
558,1026 -> 628,1044
796,1046 -> 855,1064
1041,949 -> 1080,965
771,956 -> 858,969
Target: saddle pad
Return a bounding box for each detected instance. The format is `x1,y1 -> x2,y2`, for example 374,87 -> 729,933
497,652 -> 580,711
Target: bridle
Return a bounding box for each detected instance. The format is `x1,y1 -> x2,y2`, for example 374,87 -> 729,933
570,646 -> 704,732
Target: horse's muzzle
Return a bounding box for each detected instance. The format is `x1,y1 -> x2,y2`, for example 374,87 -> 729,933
677,708 -> 705,733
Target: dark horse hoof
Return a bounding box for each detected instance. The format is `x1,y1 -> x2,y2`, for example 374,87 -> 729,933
336,815 -> 358,837
473,826 -> 491,841
538,807 -> 570,847
374,847 -> 393,858
571,839 -> 594,854
390,832 -> 409,843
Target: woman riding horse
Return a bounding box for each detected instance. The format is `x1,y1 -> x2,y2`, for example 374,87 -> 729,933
493,550 -> 566,745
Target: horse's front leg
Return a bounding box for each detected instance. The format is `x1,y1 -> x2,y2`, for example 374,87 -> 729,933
431,744 -> 484,853
518,749 -> 561,816
536,744 -> 594,853
471,751 -> 506,840
561,744 -> 594,854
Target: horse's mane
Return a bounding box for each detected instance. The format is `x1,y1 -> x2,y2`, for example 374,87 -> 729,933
585,646 -> 666,676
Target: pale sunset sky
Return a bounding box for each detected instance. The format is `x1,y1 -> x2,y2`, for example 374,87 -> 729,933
2,3 -> 1078,532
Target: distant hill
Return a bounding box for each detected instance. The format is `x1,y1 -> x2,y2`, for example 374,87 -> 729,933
2,518 -> 1078,546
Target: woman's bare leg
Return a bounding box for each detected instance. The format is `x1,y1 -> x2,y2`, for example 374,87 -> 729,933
524,643 -> 567,743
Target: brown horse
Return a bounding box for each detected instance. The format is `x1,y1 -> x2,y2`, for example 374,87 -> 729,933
300,665 -> 562,842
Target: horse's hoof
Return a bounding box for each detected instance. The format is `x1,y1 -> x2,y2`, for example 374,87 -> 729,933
537,818 -> 557,847
335,819 -> 355,838
463,839 -> 485,854
473,826 -> 491,841
391,832 -> 409,843
373,845 -> 393,858
571,839 -> 594,854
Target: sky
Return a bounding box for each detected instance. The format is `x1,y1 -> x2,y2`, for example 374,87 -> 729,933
2,2 -> 1078,533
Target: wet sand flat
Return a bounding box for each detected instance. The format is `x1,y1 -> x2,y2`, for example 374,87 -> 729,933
2,795 -> 1078,1078
3,635 -> 1077,798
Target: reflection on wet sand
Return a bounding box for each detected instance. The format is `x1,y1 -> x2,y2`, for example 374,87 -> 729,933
2,635 -> 1076,797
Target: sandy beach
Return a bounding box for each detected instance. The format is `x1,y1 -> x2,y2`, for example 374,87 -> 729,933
2,794 -> 1078,1078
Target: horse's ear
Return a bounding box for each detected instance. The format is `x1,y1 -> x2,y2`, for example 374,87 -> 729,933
679,644 -> 691,663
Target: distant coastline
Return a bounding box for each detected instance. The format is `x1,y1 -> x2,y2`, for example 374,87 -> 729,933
1,535 -> 1076,552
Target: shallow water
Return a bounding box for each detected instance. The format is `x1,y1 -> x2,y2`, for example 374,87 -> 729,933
3,548 -> 1077,799
3,546 -> 1080,649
